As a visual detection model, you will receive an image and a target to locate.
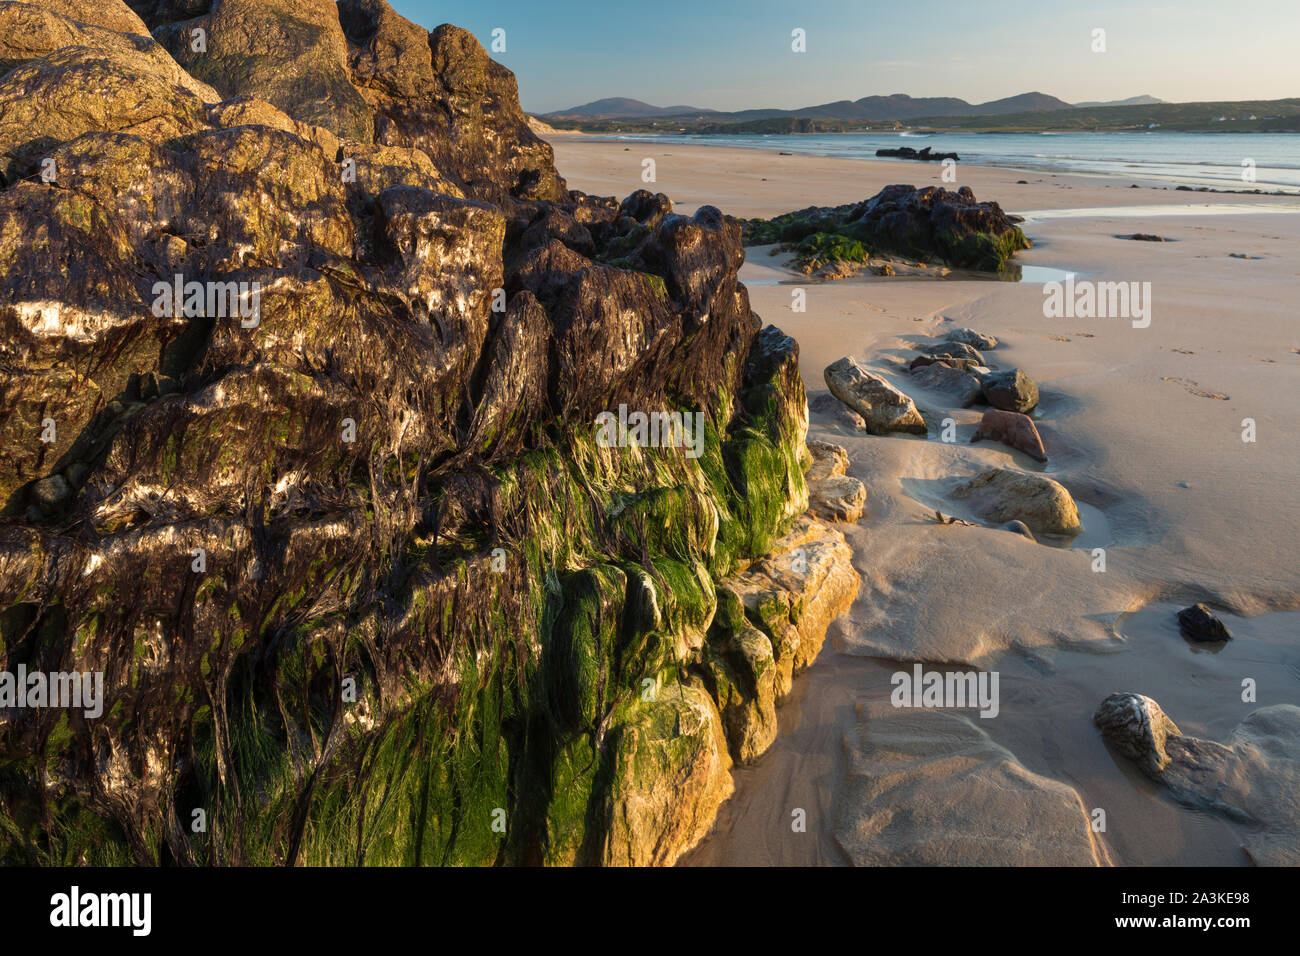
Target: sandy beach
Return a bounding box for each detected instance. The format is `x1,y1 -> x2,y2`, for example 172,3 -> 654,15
551,135 -> 1300,866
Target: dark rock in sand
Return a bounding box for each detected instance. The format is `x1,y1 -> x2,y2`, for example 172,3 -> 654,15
1002,520 -> 1036,541
1094,693 -> 1183,773
980,368 -> 1039,413
1123,233 -> 1169,242
875,146 -> 959,162
1177,603 -> 1233,642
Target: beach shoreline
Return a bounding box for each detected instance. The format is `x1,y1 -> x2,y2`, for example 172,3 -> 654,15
549,133 -> 1300,866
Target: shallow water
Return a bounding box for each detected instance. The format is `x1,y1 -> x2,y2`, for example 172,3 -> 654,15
1015,202 -> 1300,222
587,131 -> 1300,191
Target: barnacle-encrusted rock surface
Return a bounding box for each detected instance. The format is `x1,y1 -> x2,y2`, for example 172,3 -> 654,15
0,0 -> 857,866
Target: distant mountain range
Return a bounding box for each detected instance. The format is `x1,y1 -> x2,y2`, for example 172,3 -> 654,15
1072,95 -> 1164,108
544,93 -> 1166,122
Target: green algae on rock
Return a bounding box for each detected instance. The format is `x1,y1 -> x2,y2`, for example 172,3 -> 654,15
0,0 -> 858,867
742,184 -> 1032,272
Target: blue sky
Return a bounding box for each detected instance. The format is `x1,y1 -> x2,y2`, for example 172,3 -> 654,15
391,0 -> 1300,113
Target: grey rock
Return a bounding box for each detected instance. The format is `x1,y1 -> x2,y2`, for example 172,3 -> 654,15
809,392 -> 867,431
1093,692 -> 1183,773
824,357 -> 926,435
908,361 -> 983,407
909,354 -> 982,373
1002,520 -> 1036,541
920,340 -> 984,364
980,368 -> 1039,413
946,327 -> 998,350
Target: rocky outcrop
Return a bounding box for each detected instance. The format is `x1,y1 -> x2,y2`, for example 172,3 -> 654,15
951,468 -> 1081,536
154,0 -> 374,141
825,358 -> 927,435
1096,694 -> 1300,864
875,146 -> 958,162
742,185 -> 1031,271
0,0 -> 854,868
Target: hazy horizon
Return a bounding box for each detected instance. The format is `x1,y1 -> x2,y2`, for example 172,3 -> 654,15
392,0 -> 1300,114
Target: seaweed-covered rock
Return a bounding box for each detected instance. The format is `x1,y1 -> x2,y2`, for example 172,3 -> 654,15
742,184 -> 1031,271
0,0 -> 855,870
152,0 -> 373,141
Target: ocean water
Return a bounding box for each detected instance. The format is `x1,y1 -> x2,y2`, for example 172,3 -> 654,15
589,131 -> 1300,191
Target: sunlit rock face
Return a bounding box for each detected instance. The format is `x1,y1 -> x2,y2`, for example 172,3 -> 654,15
0,0 -> 855,866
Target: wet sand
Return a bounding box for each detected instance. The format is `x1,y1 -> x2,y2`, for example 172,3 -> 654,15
549,136 -> 1300,866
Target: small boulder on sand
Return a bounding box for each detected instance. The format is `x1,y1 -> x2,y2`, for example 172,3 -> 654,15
946,327 -> 998,350
1093,692 -> 1183,773
809,392 -> 867,431
920,340 -> 984,364
1002,520 -> 1036,541
1177,603 -> 1233,642
809,476 -> 867,523
909,361 -> 983,407
909,354 -> 982,373
979,368 -> 1039,413
825,357 -> 926,435
950,468 -> 1081,536
970,409 -> 1048,462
